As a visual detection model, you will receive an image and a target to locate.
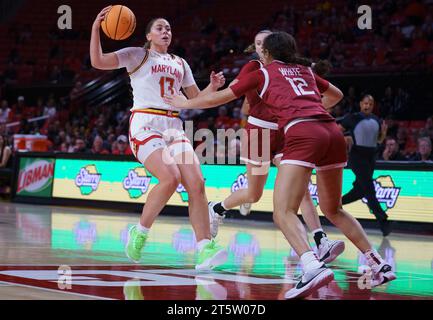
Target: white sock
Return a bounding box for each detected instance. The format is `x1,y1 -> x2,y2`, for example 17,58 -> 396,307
136,223 -> 150,234
197,239 -> 211,251
364,249 -> 384,266
300,250 -> 323,272
221,200 -> 228,210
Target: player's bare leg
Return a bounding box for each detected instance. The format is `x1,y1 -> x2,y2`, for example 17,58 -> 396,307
174,149 -> 228,270
126,147 -> 180,263
273,164 -> 334,299
316,168 -> 396,286
221,162 -> 268,210
300,190 -> 345,263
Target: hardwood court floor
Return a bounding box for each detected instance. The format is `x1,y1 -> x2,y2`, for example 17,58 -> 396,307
0,201 -> 432,300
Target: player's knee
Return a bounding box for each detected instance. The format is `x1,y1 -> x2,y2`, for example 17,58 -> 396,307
185,176 -> 205,197
272,210 -> 283,228
161,171 -> 181,191
247,191 -> 263,203
319,203 -> 340,219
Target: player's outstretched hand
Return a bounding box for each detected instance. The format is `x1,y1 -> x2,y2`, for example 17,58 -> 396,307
163,94 -> 189,109
93,6 -> 112,29
210,71 -> 225,90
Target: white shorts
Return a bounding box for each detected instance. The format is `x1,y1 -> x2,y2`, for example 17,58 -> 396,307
129,111 -> 194,164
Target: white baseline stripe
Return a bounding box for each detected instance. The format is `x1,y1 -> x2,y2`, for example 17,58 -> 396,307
0,280 -> 113,300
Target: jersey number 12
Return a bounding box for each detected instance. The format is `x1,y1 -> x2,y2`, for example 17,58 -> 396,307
286,77 -> 315,96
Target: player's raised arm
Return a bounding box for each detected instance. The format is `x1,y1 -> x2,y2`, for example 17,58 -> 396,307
89,6 -> 120,70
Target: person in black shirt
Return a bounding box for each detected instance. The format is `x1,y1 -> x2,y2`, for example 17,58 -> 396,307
338,94 -> 392,236
378,137 -> 407,161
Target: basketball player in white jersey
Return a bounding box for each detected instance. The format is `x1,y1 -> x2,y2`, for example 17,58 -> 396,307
90,6 -> 227,270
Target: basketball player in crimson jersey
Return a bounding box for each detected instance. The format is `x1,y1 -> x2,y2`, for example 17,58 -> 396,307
164,32 -> 396,299
90,7 -> 228,270
208,30 -> 345,265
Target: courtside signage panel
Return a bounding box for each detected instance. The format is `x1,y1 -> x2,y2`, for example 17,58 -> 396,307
52,159 -> 433,223
16,157 -> 55,197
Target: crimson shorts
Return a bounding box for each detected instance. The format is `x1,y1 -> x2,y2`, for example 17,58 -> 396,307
280,120 -> 347,171
240,122 -> 284,165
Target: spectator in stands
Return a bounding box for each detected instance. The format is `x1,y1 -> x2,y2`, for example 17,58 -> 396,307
112,135 -> 132,155
230,107 -> 242,128
90,135 -> 109,155
43,98 -> 57,118
215,106 -> 231,129
379,136 -> 407,161
10,96 -> 27,121
73,138 -> 89,153
409,136 -> 433,161
69,81 -> 83,100
0,134 -> 12,195
396,126 -> 408,152
59,142 -> 69,153
0,100 -> 11,124
0,135 -> 11,169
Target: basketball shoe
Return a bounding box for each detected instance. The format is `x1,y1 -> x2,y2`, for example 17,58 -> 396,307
284,264 -> 334,299
208,202 -> 225,238
317,238 -> 345,264
196,239 -> 228,271
365,249 -> 396,287
125,225 -> 148,263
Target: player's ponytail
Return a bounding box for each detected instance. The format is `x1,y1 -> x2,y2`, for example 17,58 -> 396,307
311,60 -> 331,76
263,32 -> 331,76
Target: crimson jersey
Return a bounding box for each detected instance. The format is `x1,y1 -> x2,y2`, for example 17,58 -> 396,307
231,60 -> 333,129
235,60 -> 277,123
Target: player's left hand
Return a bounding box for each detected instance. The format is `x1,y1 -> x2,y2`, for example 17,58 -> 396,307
210,71 -> 225,90
163,94 -> 189,109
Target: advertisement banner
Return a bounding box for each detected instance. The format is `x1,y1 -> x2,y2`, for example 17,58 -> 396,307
16,157 -> 55,197
52,159 -> 433,223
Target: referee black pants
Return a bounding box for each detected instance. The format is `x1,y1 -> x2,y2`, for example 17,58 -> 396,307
341,146 -> 388,221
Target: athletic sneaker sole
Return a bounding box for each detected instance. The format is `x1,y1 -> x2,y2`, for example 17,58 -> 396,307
321,241 -> 345,264
284,268 -> 334,299
195,249 -> 228,271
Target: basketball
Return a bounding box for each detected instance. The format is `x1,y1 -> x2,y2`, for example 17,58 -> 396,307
101,5 -> 136,40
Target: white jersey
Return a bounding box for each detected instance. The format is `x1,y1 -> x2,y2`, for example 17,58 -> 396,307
115,47 -> 196,111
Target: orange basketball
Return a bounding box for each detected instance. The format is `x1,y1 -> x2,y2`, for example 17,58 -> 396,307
101,5 -> 136,40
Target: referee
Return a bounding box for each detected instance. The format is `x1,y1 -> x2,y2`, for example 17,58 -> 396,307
338,94 -> 392,236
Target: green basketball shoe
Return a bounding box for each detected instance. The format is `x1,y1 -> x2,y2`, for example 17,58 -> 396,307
196,239 -> 228,271
125,225 -> 148,263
